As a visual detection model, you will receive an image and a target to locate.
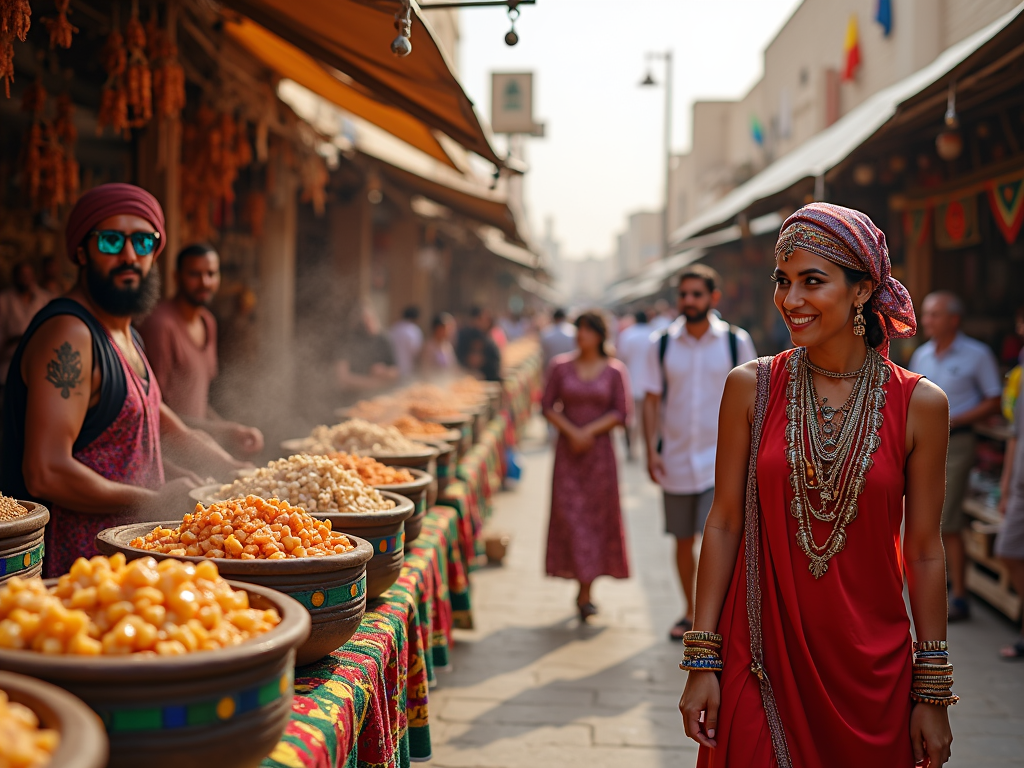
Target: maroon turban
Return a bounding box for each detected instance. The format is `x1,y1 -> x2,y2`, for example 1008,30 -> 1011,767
64,183 -> 166,263
775,202 -> 916,357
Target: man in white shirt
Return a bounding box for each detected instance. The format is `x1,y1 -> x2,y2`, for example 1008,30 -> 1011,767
640,265 -> 756,641
909,291 -> 1002,622
616,310 -> 654,460
389,305 -> 424,380
540,308 -> 576,370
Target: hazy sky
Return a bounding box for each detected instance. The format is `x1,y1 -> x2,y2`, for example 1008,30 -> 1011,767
457,0 -> 803,259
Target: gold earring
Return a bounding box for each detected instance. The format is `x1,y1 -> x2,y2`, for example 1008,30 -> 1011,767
853,304 -> 866,337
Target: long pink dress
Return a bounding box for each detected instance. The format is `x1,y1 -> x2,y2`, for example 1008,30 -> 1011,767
542,355 -> 631,582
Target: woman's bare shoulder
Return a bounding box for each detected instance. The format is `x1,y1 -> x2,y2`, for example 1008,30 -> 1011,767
908,377 -> 949,420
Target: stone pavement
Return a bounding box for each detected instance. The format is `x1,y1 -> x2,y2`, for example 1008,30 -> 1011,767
429,419 -> 1024,767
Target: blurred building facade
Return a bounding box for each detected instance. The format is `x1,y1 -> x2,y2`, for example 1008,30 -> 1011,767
668,0 -> 1022,235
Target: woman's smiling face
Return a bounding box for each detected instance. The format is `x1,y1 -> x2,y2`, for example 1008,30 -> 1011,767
772,247 -> 871,347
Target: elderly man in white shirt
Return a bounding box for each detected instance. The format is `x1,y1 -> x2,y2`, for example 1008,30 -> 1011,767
389,305 -> 424,380
640,264 -> 756,641
909,291 -> 1002,622
617,310 -> 654,460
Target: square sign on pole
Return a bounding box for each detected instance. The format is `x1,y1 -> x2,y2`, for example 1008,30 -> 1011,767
491,72 -> 543,135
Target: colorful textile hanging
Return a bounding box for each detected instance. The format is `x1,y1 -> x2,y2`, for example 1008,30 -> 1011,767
903,206 -> 931,248
934,195 -> 981,250
986,176 -> 1024,245
876,0 -> 893,37
751,115 -> 765,146
842,15 -> 861,81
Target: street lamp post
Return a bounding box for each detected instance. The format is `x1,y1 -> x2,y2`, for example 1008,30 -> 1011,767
641,51 -> 673,261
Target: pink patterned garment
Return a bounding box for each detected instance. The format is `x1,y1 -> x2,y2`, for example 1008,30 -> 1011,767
44,333 -> 164,577
542,355 -> 631,583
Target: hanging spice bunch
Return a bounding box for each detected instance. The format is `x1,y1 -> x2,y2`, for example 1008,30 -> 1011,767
299,153 -> 329,217
147,10 -> 185,120
43,0 -> 76,49
97,21 -> 129,137
18,80 -> 76,214
124,5 -> 151,127
181,108 -> 253,241
1,0 -> 32,97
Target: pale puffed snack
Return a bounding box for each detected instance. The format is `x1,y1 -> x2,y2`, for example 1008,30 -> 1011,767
131,495 -> 359,559
217,456 -> 396,514
308,419 -> 429,456
390,415 -> 452,436
0,554 -> 280,656
0,495 -> 28,522
0,689 -> 59,768
327,453 -> 414,486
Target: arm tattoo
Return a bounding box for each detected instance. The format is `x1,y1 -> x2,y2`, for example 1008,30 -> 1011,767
45,342 -> 83,399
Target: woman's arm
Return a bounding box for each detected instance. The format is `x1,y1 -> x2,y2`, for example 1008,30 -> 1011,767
581,364 -> 630,437
679,360 -> 757,749
904,378 -> 953,766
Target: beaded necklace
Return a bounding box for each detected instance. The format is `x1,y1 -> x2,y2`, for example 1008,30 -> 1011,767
785,347 -> 889,578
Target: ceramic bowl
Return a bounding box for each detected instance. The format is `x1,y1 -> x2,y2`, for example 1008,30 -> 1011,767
95,525 -> 374,667
0,581 -> 310,768
425,414 -> 472,461
318,492 -> 414,598
374,469 -> 432,543
0,669 -> 108,768
0,501 -> 49,584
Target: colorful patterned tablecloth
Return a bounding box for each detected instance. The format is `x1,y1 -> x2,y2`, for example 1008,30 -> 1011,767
263,506 -> 466,768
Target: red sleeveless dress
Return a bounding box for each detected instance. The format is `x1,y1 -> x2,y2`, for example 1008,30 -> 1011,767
699,349 -> 921,768
44,332 -> 164,577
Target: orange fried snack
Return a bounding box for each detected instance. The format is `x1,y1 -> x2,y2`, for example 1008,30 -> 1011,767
0,554 -> 280,656
131,496 -> 354,560
327,453 -> 414,485
390,415 -> 451,436
0,689 -> 59,768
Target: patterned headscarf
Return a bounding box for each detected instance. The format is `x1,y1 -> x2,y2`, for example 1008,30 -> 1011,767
775,202 -> 916,357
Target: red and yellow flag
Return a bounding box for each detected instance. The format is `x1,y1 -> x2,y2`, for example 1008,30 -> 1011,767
842,15 -> 861,81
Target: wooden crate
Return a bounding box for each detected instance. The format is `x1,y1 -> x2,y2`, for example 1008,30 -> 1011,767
962,498 -> 1021,621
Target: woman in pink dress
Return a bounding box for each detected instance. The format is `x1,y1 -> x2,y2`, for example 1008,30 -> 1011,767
542,311 -> 631,621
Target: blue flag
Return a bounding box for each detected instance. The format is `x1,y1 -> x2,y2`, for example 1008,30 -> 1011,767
876,0 -> 892,36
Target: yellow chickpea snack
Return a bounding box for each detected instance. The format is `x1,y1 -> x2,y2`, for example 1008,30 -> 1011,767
0,689 -> 59,768
131,496 -> 356,560
0,554 -> 280,656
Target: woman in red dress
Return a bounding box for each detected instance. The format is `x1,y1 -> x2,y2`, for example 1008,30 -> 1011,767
679,204 -> 955,766
542,311 -> 630,621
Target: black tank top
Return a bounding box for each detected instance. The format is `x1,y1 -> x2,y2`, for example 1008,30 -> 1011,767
1,299 -> 131,500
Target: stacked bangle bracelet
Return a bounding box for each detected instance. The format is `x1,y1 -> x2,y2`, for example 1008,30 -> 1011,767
679,631 -> 724,673
911,641 -> 958,706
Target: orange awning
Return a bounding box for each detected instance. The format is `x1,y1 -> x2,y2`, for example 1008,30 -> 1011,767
224,18 -> 456,169
222,0 -> 503,167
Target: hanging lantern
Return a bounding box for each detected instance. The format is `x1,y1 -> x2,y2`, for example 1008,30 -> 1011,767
936,131 -> 963,161
853,163 -> 875,186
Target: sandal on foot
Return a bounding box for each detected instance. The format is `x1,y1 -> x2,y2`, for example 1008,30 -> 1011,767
1000,638 -> 1024,660
577,602 -> 598,623
669,617 -> 693,642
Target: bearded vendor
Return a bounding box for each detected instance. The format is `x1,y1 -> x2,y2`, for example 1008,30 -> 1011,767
1,183 -> 243,576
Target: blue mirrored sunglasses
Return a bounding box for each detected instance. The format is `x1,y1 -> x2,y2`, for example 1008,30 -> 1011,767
90,229 -> 160,257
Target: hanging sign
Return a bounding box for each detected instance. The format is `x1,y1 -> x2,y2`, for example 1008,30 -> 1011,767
987,175 -> 1024,245
491,72 -> 544,135
902,205 -> 931,248
934,195 -> 981,250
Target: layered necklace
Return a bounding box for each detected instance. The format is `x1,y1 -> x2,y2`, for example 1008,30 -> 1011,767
785,347 -> 889,578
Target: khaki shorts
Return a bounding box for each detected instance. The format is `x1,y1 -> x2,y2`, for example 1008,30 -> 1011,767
664,489 -> 714,539
941,431 -> 976,534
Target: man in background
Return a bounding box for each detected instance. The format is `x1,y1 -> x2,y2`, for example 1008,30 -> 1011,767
641,265 -> 755,641
909,291 -> 1001,622
649,298 -> 675,331
616,310 -> 653,460
541,308 -> 576,370
0,261 -> 52,390
389,305 -> 424,380
457,306 -> 502,381
139,244 -> 264,458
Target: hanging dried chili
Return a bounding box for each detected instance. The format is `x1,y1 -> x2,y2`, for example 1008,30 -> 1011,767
124,6 -> 151,128
98,24 -> 130,137
1,0 -> 32,98
43,0 -> 76,49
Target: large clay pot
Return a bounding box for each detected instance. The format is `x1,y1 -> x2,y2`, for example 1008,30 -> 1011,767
0,670 -> 108,768
96,526 -> 373,667
376,469 -> 432,543
0,501 -> 48,584
318,492 -> 414,598
0,582 -> 310,768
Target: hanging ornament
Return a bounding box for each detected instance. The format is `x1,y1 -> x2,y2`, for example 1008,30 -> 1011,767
391,0 -> 412,56
505,6 -> 519,46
